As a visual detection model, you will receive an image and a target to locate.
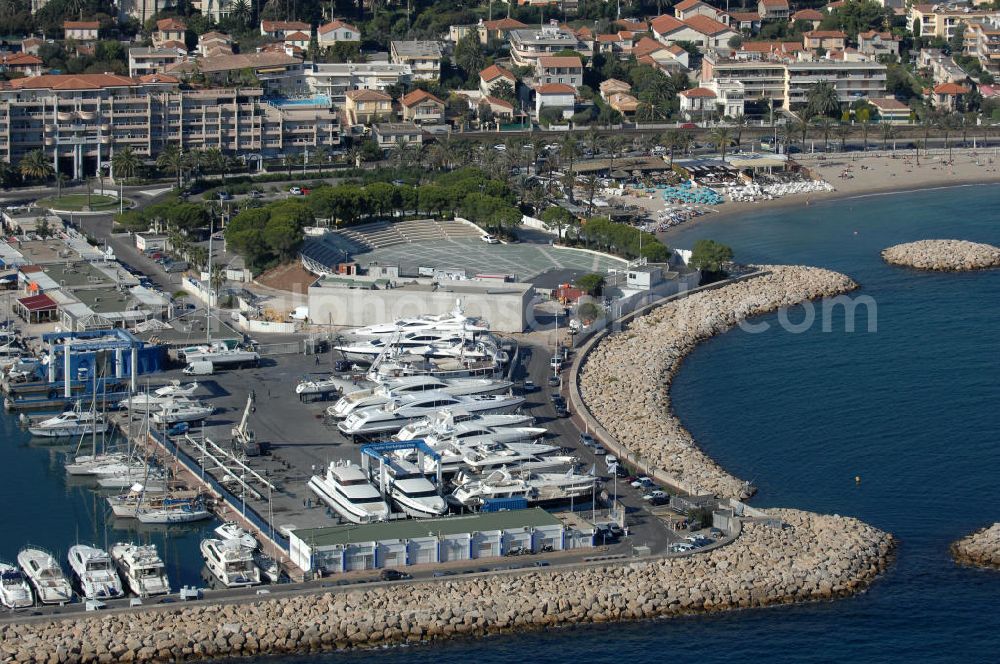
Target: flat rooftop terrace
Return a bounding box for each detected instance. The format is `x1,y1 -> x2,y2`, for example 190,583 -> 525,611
359,239 -> 625,281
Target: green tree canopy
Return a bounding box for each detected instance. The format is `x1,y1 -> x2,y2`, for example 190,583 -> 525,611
575,273 -> 605,296
689,239 -> 735,273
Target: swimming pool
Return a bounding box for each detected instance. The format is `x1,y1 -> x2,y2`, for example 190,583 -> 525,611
266,95 -> 331,107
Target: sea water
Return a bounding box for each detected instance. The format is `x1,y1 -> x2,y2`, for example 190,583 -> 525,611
279,184 -> 1000,662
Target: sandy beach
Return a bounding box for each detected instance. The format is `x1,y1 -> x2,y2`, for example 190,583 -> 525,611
642,147 -> 1000,236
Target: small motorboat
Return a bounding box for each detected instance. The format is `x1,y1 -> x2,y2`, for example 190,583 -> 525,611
0,562 -> 33,609
214,522 -> 258,550
17,547 -> 72,605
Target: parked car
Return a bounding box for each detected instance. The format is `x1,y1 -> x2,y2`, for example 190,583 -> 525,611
380,569 -> 412,581
481,234 -> 499,244
547,375 -> 561,387
643,490 -> 667,501
522,379 -> 536,393
605,455 -> 618,467
217,191 -> 233,200
579,433 -> 596,448
630,477 -> 653,488
592,446 -> 606,456
289,186 -> 303,195
553,404 -> 569,418
549,356 -> 562,371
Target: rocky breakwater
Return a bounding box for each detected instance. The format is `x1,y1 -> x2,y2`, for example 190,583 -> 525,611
951,523 -> 1000,569
1,509 -> 893,663
579,265 -> 858,498
881,239 -> 1000,271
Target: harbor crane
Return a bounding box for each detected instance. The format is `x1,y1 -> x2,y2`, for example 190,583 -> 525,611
231,391 -> 261,457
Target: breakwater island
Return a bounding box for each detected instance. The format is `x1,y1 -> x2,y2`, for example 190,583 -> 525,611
1,507 -> 892,663
952,523 -> 1000,569
881,240 -> 1000,271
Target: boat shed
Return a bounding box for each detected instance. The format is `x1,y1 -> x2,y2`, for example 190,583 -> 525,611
14,293 -> 59,323
289,508 -> 579,574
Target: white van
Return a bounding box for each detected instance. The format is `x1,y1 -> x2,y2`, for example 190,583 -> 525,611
183,361 -> 214,376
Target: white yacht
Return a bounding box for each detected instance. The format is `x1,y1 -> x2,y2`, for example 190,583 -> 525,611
334,330 -> 471,362
110,543 -> 170,597
135,501 -> 211,524
295,376 -> 351,396
338,392 -> 525,437
121,381 -> 199,411
0,562 -> 33,609
28,408 -> 108,438
183,348 -> 260,366
308,460 -> 390,524
71,458 -> 149,478
107,488 -> 200,518
450,468 -> 596,509
349,302 -> 489,338
395,410 -> 536,440
376,459 -> 447,518
327,376 -> 513,418
65,452 -> 129,476
97,469 -> 167,491
151,400 -> 214,425
200,539 -> 260,588
430,440 -> 564,475
67,545 -> 124,600
214,522 -> 258,550
253,552 -> 280,584
17,548 -> 72,605
369,353 -> 505,382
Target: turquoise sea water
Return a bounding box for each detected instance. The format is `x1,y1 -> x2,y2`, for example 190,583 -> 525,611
278,184 -> 1000,662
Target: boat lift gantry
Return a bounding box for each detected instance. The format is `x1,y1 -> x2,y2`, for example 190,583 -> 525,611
184,433 -> 276,501
360,440 -> 443,495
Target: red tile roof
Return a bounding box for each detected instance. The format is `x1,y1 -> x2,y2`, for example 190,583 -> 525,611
934,82 -> 970,95
869,97 -> 908,110
537,55 -> 582,68
805,30 -> 846,38
400,88 -> 444,106
679,87 -> 716,98
2,53 -> 43,66
319,19 -> 359,34
674,0 -> 708,11
261,20 -> 309,31
535,83 -> 576,94
632,36 -> 667,58
650,14 -> 685,34
482,18 -> 528,30
760,0 -> 788,7
10,73 -> 137,90
284,31 -> 310,41
683,15 -> 734,36
482,95 -> 514,110
345,88 -> 392,101
156,18 -> 187,31
479,63 -> 516,82
63,20 -> 99,30
792,9 -> 824,20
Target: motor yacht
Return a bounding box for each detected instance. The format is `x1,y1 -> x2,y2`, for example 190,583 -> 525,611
348,302 -> 489,338
253,552 -> 280,584
338,392 -> 524,437
395,409 -> 536,441
308,460 -> 390,524
67,545 -> 124,600
151,400 -> 214,425
450,468 -> 596,509
17,548 -> 72,605
121,381 -> 199,411
376,459 -> 446,518
110,543 -> 170,597
28,408 -> 108,438
214,522 -> 258,550
334,330 -> 472,362
327,376 -> 512,418
295,376 -> 351,396
200,539 -> 260,588
0,562 -> 33,609
182,348 -> 259,367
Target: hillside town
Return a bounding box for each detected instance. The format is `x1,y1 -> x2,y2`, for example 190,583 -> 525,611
0,0 -> 998,180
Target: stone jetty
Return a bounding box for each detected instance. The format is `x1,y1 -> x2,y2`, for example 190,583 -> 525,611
951,523 -> 1000,568
1,509 -> 893,663
881,240 -> 1000,271
580,265 -> 858,499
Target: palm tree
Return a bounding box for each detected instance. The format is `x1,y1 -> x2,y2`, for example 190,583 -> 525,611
201,147 -> 226,182
559,134 -> 578,203
805,81 -> 841,119
19,149 -> 54,184
156,143 -> 186,188
938,113 -> 957,162
708,127 -> 733,161
111,146 -> 141,182
731,114 -> 748,151
859,115 -> 872,151
793,119 -> 810,151
661,129 -> 683,168
880,123 -> 897,151
815,117 -> 835,151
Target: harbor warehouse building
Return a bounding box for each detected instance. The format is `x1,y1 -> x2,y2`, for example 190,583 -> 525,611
307,277 -> 533,333
289,508 -> 587,574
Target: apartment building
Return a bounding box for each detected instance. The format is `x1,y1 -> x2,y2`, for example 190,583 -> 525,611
918,47 -> 969,82
803,30 -> 847,51
194,0 -> 236,21
478,18 -> 529,44
128,47 -> 187,78
0,74 -> 340,179
343,89 -> 393,124
390,41 -> 443,81
305,62 -> 412,101
63,21 -> 99,41
857,30 -> 901,57
508,26 -> 582,66
702,54 -> 886,108
153,18 -> 187,47
535,56 -> 583,88
166,52 -> 306,95
909,4 -> 992,40
966,16 -> 1000,74
119,0 -> 165,23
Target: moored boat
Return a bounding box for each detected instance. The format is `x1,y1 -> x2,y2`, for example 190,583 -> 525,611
67,545 -> 124,600
308,460 -> 390,524
17,547 -> 72,605
200,539 -> 260,588
110,543 -> 170,597
0,562 -> 33,609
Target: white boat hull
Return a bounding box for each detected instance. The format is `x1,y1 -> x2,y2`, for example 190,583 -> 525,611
136,507 -> 211,524
307,476 -> 388,524
29,422 -> 109,438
